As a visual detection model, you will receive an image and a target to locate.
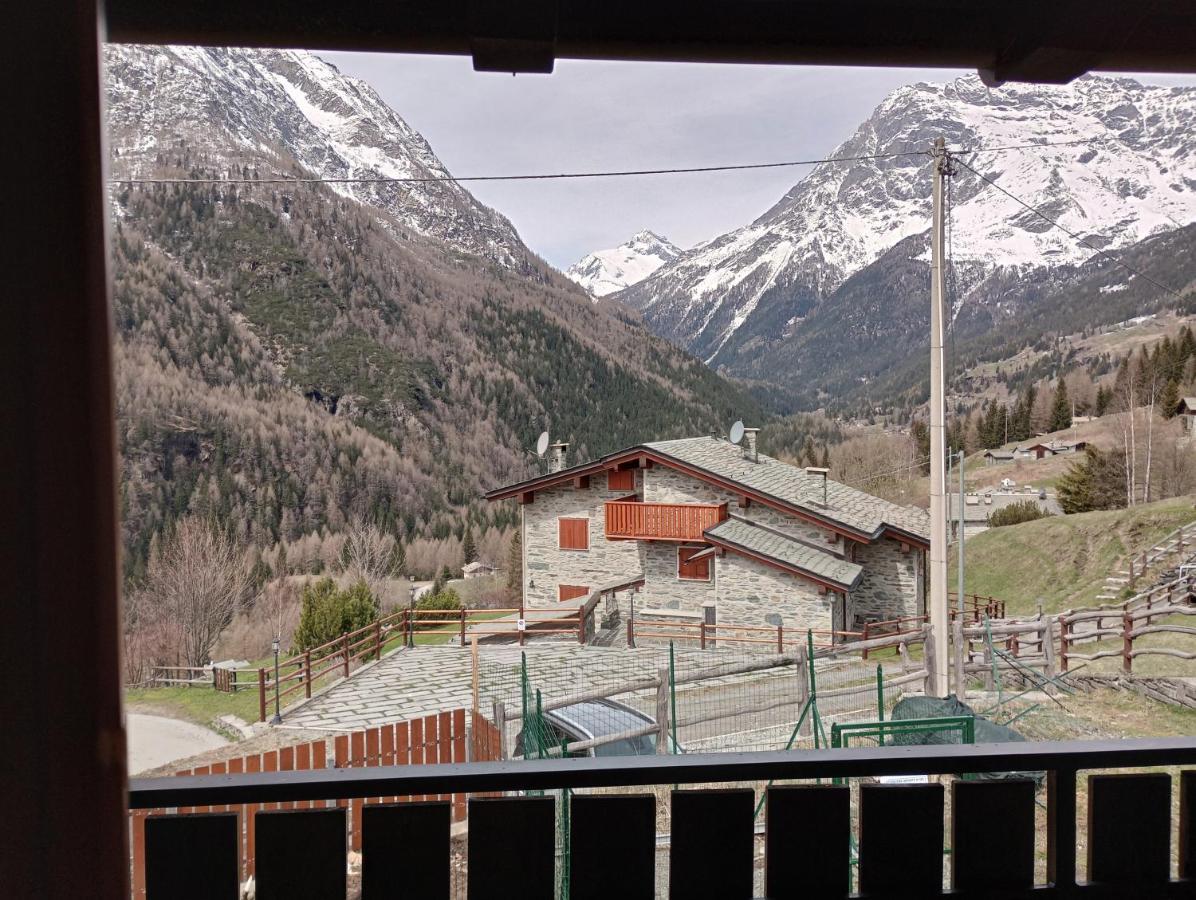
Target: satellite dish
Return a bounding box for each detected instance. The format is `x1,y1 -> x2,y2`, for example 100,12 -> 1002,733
728,420 -> 745,445
535,431 -> 550,457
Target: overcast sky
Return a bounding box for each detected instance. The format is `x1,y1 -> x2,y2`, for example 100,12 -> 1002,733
322,53 -> 1196,270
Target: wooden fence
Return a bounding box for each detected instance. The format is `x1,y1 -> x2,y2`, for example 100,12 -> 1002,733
251,597 -> 600,721
943,575 -> 1196,686
128,707 -> 496,898
1121,520 -> 1196,590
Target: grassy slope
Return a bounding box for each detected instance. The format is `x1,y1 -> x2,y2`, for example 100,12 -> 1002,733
950,495 -> 1196,617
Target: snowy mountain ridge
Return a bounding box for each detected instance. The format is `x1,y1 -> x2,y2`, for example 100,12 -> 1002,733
616,74 -> 1196,366
105,44 -> 528,265
565,230 -> 683,297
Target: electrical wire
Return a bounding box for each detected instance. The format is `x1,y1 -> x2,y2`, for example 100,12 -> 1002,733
845,454 -> 932,486
952,155 -> 1184,301
107,138 -> 1107,187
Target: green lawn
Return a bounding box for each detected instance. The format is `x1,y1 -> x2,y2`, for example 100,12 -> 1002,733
950,495 -> 1196,618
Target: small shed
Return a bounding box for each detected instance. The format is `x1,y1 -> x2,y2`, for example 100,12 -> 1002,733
983,450 -> 1015,466
1177,397 -> 1196,434
463,561 -> 498,579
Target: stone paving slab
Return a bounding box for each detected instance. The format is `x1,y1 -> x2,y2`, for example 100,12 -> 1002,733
278,642 -> 901,739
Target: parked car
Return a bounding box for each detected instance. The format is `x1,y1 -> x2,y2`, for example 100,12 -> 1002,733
515,698 -> 682,758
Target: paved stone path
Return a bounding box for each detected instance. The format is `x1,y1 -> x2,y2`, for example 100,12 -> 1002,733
278,642 -> 903,743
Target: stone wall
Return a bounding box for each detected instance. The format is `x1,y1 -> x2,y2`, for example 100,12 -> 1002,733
639,541 -> 717,613
714,553 -> 835,633
849,539 -> 923,625
521,473 -> 642,606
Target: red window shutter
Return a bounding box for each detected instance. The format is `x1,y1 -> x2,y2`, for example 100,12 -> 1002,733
558,584 -> 590,602
678,547 -> 711,581
558,518 -> 589,550
608,469 -> 634,492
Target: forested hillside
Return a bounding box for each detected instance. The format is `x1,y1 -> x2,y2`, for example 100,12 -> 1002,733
112,177 -> 762,582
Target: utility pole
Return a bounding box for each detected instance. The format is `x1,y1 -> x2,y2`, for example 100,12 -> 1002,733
958,449 -> 966,620
929,137 -> 952,697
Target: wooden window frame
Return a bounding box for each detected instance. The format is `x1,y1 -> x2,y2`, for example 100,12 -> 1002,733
558,517 -> 590,551
677,546 -> 712,582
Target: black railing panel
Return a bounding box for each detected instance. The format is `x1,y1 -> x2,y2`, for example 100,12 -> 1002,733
254,808 -> 346,900
361,802 -> 451,898
765,784 -> 850,899
1087,773 -> 1172,887
570,794 -> 656,900
951,779 -> 1037,892
669,789 -> 754,899
144,813 -> 238,900
858,783 -> 944,895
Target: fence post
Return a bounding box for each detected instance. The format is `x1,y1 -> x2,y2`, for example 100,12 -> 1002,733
304,651 -> 312,699
953,618 -> 966,698
258,668 -> 267,722
1043,619 -> 1056,678
460,608 -> 467,648
342,633 -> 350,677
471,636 -> 480,713
375,620 -> 383,660
699,621 -> 706,650
655,668 -> 670,754
703,602 -> 716,649
577,605 -> 585,645
626,618 -> 633,648
1122,610 -> 1133,675
777,624 -> 784,654
1058,614 -> 1069,673
796,642 -> 811,736
922,626 -> 937,696
862,622 -> 871,660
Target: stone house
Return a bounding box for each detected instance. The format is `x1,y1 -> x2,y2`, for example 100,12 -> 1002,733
485,433 -> 930,640
1176,397 -> 1196,434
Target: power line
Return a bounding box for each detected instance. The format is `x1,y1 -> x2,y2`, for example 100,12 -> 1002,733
952,155 -> 1184,301
108,138 -> 1106,187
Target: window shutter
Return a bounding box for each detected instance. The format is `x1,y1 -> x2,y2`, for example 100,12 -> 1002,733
678,547 -> 711,581
558,518 -> 589,550
558,584 -> 590,602
608,469 -> 634,492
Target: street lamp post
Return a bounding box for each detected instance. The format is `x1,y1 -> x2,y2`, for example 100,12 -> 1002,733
270,636 -> 282,724
407,584 -> 416,649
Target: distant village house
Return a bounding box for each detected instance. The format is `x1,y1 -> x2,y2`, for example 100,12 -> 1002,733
485,433 -> 930,640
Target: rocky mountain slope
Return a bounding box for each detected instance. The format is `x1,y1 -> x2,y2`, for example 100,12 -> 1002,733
566,230 -> 682,297
616,74 -> 1196,382
104,45 -> 763,580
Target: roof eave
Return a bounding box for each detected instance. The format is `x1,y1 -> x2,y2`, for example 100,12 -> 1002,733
705,532 -> 859,593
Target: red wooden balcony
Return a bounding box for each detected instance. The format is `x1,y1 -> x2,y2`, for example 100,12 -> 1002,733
604,500 -> 727,541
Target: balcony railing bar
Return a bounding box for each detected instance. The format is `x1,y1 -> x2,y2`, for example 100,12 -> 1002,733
129,736 -> 1196,809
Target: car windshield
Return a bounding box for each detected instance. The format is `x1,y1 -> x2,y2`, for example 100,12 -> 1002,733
594,733 -> 657,757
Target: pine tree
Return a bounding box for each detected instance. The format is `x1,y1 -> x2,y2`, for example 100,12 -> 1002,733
506,530 -> 522,598
1048,379 -> 1072,433
1095,384 -> 1111,417
1161,379 -> 1181,419
462,527 -> 477,564
819,445 -> 830,468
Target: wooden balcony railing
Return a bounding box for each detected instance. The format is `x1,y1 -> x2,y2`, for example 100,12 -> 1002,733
129,737 -> 1196,897
604,500 -> 727,541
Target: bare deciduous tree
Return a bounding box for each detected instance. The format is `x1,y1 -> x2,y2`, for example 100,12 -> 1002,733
140,517 -> 254,667
341,516 -> 398,603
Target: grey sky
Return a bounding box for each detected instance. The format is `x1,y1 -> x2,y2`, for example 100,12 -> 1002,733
323,53 -> 1196,270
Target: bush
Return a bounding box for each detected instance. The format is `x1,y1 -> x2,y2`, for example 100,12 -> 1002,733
293,577 -> 379,653
414,588 -> 462,630
987,500 -> 1051,528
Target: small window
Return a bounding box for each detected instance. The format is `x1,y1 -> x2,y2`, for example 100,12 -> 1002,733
558,584 -> 590,602
608,469 -> 634,491
558,517 -> 589,551
677,547 -> 711,581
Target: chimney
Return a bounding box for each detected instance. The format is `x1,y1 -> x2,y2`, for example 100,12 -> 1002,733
805,466 -> 829,507
548,442 -> 569,474
743,427 -> 760,462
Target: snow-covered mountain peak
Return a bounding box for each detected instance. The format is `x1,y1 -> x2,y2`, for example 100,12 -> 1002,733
617,73 -> 1196,365
104,44 -> 528,265
566,230 -> 683,297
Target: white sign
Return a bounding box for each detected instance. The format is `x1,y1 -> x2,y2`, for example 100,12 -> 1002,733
517,619 -> 527,631
878,774 -> 929,785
